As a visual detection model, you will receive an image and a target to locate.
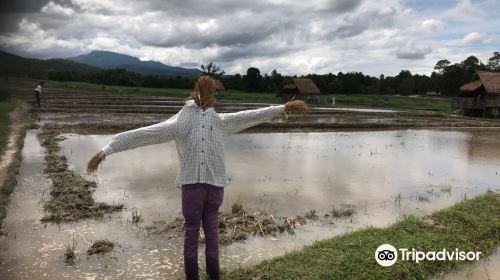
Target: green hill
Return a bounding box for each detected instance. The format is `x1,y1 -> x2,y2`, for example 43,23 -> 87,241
0,50 -> 98,79
69,50 -> 202,78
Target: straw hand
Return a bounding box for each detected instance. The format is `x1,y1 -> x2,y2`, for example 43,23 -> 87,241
284,100 -> 308,113
87,151 -> 105,174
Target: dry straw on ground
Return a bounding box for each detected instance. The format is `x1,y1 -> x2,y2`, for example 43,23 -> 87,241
145,204 -> 307,246
38,125 -> 123,223
87,240 -> 114,255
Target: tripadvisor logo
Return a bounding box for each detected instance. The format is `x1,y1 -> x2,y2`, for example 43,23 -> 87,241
375,244 -> 482,267
375,244 -> 398,267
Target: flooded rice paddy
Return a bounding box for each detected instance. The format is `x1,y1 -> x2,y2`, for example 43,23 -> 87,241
1,129 -> 499,279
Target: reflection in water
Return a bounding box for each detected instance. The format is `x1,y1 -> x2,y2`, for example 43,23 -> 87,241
1,130 -> 499,279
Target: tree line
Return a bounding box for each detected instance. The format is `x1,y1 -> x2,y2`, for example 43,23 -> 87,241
47,52 -> 499,96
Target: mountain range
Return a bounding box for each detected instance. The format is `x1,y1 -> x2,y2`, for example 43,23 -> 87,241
0,49 -> 202,78
69,50 -> 201,78
0,50 -> 97,78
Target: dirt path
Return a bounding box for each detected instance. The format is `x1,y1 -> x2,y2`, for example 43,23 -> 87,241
0,102 -> 30,233
0,103 -> 29,187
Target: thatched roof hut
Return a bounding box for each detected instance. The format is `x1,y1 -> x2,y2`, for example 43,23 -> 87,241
282,78 -> 320,95
453,71 -> 500,117
278,78 -> 325,104
460,71 -> 500,94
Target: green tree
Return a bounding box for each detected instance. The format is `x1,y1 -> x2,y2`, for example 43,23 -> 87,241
200,62 -> 225,78
487,51 -> 500,71
244,67 -> 263,92
269,69 -> 284,91
460,56 -> 480,71
434,59 -> 451,74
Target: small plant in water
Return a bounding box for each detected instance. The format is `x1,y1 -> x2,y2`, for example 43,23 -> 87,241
231,201 -> 244,214
64,237 -> 77,263
417,193 -> 430,202
394,193 -> 402,206
438,183 -> 453,193
330,204 -> 355,218
305,209 -> 318,220
131,208 -> 143,223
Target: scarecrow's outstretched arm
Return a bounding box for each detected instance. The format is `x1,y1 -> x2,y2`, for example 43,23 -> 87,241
102,114 -> 178,156
220,100 -> 308,134
220,105 -> 285,134
87,113 -> 178,174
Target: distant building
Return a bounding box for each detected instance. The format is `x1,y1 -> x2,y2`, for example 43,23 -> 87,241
278,78 -> 329,104
424,91 -> 441,96
452,71 -> 500,117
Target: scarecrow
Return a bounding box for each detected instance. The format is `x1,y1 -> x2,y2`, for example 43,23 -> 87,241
87,76 -> 307,280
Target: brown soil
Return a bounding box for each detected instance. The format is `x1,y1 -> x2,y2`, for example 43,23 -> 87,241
0,103 -> 31,234
0,103 -> 30,185
38,125 -> 123,223
87,240 -> 115,255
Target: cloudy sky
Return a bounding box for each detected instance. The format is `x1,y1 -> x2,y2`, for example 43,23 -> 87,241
0,0 -> 498,76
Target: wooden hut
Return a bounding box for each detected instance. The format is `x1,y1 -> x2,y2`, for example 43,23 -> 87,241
278,78 -> 323,104
452,71 -> 500,117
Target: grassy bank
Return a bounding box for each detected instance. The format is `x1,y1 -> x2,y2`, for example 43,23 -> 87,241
0,100 -> 30,232
7,77 -> 281,103
0,100 -> 18,155
222,192 -> 500,280
334,95 -> 451,113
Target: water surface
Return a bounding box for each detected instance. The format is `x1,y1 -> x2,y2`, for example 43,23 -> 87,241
1,130 -> 499,279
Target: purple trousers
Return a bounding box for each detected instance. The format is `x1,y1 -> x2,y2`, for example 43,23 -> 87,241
182,183 -> 224,280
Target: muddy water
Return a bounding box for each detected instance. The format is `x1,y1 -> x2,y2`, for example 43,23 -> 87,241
1,130 -> 500,279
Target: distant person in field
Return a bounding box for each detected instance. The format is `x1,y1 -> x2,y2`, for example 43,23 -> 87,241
86,76 -> 307,280
34,81 -> 44,108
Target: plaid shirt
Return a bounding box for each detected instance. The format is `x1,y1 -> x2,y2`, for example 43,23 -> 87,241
101,100 -> 285,188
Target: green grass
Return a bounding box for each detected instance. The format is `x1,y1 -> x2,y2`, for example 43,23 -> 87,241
334,95 -> 452,113
0,100 -> 18,156
7,78 -> 452,112
222,192 -> 500,280
7,77 -> 281,102
0,100 -> 29,232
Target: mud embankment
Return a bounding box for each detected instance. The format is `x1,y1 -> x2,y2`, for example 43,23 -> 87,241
37,126 -> 123,223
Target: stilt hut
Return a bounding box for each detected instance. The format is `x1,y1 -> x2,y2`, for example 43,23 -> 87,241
452,71 -> 500,117
277,78 -> 324,104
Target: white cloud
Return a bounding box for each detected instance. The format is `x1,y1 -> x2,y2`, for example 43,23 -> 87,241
421,19 -> 442,32
41,2 -> 75,17
395,42 -> 432,60
462,32 -> 491,44
0,0 -> 498,76
440,0 -> 484,22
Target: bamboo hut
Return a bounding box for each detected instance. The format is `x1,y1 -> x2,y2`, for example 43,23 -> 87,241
278,78 -> 325,104
452,71 -> 500,117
